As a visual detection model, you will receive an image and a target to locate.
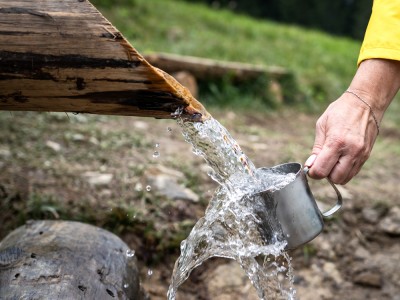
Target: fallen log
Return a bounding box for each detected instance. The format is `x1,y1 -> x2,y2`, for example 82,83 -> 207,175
0,0 -> 209,121
0,220 -> 147,299
144,52 -> 291,82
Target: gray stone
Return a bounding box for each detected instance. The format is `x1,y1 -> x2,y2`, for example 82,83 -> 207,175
378,206 -> 400,235
0,220 -> 146,299
362,207 -> 381,224
83,171 -> 113,186
145,165 -> 199,202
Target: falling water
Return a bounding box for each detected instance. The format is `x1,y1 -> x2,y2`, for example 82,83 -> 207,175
167,116 -> 297,300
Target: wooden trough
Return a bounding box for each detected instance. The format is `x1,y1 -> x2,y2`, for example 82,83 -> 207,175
0,0 -> 209,121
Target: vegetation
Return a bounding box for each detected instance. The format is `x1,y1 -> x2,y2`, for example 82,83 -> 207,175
92,0 -> 362,110
184,0 -> 373,40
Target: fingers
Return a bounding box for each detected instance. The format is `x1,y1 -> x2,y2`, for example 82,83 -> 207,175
308,138 -> 342,180
328,156 -> 356,185
305,93 -> 379,184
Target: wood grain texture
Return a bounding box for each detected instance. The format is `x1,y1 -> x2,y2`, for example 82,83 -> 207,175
0,0 -> 209,121
0,220 -> 146,299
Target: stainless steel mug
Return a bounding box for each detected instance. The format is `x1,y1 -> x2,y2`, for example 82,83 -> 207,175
254,162 -> 342,250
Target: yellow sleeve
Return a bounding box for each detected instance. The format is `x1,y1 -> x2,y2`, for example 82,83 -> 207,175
358,0 -> 400,65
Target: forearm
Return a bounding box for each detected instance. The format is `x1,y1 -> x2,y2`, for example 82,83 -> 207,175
348,59 -> 400,122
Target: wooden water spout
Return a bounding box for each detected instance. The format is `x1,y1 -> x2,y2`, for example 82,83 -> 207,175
0,0 -> 209,121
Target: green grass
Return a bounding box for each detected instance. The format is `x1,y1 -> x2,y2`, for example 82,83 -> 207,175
92,0 -> 361,109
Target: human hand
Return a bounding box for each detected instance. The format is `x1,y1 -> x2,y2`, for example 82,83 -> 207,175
305,92 -> 379,185
305,59 -> 400,184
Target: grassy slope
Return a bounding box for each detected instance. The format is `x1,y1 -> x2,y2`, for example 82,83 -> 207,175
93,0 -> 361,104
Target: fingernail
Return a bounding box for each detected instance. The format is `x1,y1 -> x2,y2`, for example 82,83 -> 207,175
305,154 -> 317,167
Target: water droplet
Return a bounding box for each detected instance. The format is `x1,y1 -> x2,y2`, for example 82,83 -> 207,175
152,151 -> 160,158
146,185 -> 151,192
123,283 -> 129,289
147,269 -> 153,276
126,249 -> 135,258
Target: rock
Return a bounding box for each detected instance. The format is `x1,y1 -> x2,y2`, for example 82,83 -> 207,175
0,147 -> 11,158
0,220 -> 146,299
45,140 -> 62,152
354,246 -> 371,260
133,120 -> 149,130
353,270 -> 382,288
71,133 -> 85,142
295,266 -> 334,300
362,207 -> 381,224
203,261 -> 259,300
145,165 -> 199,202
378,206 -> 400,235
322,262 -> 343,285
83,171 -> 113,186
147,174 -> 199,202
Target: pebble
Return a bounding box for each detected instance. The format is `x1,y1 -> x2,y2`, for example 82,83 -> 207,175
362,207 -> 381,224
83,172 -> 113,186
45,140 -> 62,152
353,270 -> 382,288
378,206 -> 400,235
322,262 -> 343,285
144,165 -> 199,202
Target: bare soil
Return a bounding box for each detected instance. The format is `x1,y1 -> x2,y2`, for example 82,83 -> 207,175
1,109 -> 399,299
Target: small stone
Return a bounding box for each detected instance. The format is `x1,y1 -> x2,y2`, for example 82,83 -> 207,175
71,133 -> 85,141
132,121 -> 149,130
378,206 -> 400,235
144,166 -> 199,202
83,172 -> 113,186
204,262 -> 259,300
354,246 -> 371,260
45,140 -> 62,152
353,270 -> 382,288
0,147 -> 11,158
322,262 -> 343,285
362,207 -> 381,224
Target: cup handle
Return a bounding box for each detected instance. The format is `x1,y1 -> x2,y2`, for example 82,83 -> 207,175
303,167 -> 343,217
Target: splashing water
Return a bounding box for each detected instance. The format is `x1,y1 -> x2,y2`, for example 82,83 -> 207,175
167,117 -> 297,300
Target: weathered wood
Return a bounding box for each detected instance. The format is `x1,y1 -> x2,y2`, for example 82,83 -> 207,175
145,52 -> 291,82
0,220 -> 147,300
0,0 -> 209,121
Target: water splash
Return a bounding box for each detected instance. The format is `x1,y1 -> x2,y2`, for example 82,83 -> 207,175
168,117 -> 297,299
126,249 -> 135,258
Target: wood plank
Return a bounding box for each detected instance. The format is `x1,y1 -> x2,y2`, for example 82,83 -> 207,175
0,0 -> 209,121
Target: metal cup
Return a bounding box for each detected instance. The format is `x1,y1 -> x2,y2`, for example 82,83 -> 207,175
254,162 -> 342,250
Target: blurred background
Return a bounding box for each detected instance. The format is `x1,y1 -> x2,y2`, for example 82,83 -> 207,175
1,0 -> 400,299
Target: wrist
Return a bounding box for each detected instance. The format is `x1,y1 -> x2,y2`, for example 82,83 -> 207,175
348,59 -> 400,121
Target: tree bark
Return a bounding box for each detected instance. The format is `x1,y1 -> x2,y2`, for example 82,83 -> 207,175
0,0 -> 209,121
0,220 -> 147,300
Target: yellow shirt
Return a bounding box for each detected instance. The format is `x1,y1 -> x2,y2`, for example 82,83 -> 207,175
358,0 -> 400,65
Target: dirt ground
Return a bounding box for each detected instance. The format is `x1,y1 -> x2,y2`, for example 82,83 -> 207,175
1,108 -> 399,299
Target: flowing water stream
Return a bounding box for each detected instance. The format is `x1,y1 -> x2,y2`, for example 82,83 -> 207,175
166,116 -> 297,300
